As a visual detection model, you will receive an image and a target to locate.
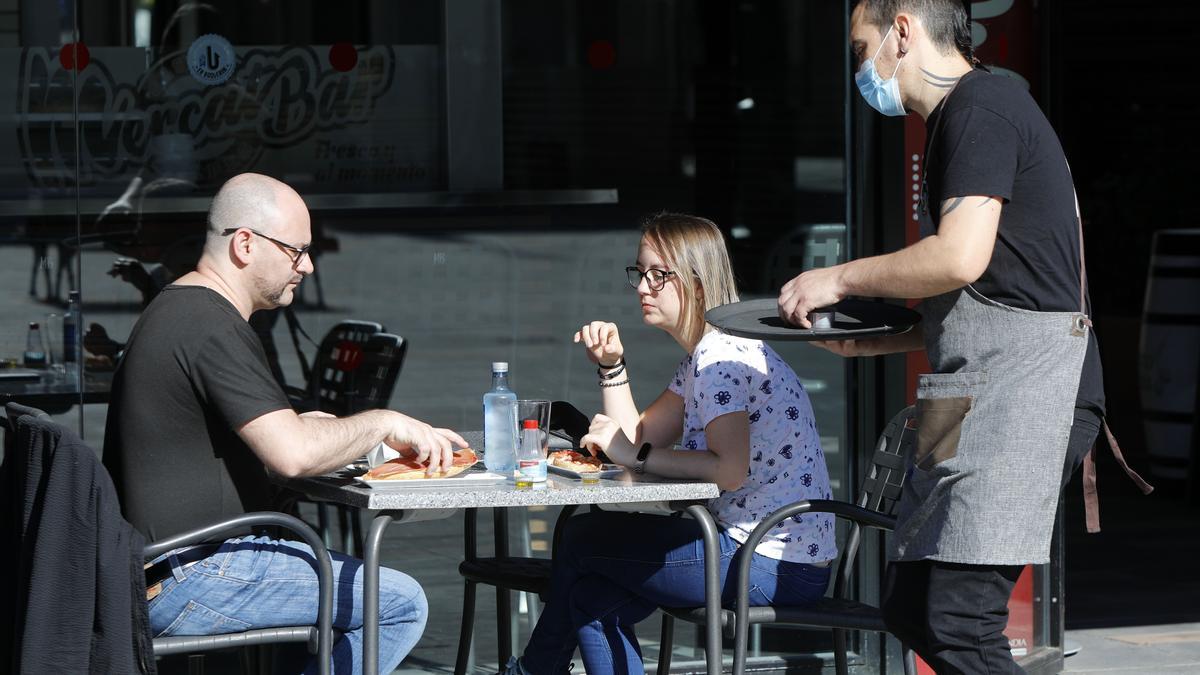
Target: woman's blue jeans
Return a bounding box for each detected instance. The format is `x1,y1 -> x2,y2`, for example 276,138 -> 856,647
521,510 -> 831,675
146,535 -> 427,674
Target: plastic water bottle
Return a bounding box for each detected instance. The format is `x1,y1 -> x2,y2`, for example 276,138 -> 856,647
63,290 -> 81,363
515,418 -> 548,486
483,362 -> 517,473
23,322 -> 46,366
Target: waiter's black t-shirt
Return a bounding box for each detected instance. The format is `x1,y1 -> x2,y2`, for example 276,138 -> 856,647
103,286 -> 292,541
922,69 -> 1104,413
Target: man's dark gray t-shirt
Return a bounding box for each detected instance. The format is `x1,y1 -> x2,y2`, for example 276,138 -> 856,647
103,285 -> 291,541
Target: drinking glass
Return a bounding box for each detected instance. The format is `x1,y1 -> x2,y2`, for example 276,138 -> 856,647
44,313 -> 65,378
516,399 -> 551,453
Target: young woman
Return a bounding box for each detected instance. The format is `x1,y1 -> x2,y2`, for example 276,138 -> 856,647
501,213 -> 837,675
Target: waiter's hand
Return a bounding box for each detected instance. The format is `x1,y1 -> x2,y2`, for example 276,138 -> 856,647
810,339 -> 869,357
811,326 -> 926,358
777,266 -> 845,328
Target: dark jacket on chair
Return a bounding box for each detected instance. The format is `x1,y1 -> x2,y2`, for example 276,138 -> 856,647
1,413 -> 156,674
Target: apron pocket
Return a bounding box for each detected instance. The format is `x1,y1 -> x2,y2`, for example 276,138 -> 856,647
915,372 -> 987,471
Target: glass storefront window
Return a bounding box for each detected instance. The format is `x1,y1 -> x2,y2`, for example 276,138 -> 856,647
0,1 -> 889,671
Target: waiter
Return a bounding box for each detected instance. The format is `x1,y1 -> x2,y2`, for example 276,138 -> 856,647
778,2 -> 1108,672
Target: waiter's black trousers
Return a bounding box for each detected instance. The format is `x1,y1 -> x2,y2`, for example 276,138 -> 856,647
881,410 -> 1101,673
882,561 -> 1025,674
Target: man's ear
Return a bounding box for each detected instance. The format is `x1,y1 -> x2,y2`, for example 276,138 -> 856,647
229,229 -> 254,267
894,12 -> 915,56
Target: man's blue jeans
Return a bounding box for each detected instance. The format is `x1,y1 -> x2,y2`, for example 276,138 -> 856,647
146,535 -> 427,674
520,510 -> 831,675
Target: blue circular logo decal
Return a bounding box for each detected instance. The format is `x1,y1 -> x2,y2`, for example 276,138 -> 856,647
187,34 -> 236,86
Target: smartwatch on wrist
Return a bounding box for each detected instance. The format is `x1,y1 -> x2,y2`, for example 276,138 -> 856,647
633,442 -> 653,474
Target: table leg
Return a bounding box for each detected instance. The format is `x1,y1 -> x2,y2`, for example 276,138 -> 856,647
364,512 -> 396,675
493,507 -> 513,665
685,503 -> 722,675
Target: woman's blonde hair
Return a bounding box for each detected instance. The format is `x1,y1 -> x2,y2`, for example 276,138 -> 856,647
640,212 -> 739,345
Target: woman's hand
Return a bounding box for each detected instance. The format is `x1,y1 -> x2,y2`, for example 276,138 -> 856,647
573,321 -> 625,367
580,413 -> 637,465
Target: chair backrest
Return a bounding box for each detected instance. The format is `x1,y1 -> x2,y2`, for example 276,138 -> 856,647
834,406 -> 917,597
309,320 -> 385,415
343,332 -> 408,415
761,223 -> 846,292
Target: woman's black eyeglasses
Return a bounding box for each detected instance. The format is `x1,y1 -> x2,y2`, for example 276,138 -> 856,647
626,266 -> 676,291
222,227 -> 311,264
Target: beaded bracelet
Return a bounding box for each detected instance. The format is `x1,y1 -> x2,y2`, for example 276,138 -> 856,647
598,363 -> 627,380
598,377 -> 630,388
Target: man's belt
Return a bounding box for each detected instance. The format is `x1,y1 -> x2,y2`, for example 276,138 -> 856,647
144,543 -> 222,588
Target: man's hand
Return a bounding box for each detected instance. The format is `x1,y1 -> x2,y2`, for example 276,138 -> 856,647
83,323 -> 124,359
777,266 -> 846,328
383,413 -> 468,476
810,325 -> 926,358
580,413 -> 637,465
810,339 -> 872,357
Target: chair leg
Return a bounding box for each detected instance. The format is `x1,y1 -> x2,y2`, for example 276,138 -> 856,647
338,506 -> 353,554
902,646 -> 917,675
316,503 -> 333,550
832,628 -> 848,675
498,586 -> 513,666
656,614 -> 675,675
29,243 -> 45,297
454,580 -> 477,675
350,508 -> 364,558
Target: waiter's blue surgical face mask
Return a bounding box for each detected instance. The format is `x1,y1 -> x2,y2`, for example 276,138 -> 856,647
855,24 -> 907,117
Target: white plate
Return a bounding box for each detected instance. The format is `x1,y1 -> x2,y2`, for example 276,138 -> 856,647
356,467 -> 510,489
548,463 -> 626,480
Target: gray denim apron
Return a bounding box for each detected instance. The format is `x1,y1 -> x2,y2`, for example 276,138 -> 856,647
889,281 -> 1090,565
891,100 -> 1095,563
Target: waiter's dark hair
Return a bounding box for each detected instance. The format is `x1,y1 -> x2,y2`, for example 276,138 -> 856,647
854,0 -> 979,67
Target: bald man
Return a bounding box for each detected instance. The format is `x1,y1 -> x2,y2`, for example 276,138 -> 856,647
103,173 -> 461,673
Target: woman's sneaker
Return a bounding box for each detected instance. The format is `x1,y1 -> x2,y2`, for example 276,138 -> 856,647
494,656 -> 527,675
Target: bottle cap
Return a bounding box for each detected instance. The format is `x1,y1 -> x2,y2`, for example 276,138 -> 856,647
522,419 -> 538,429
491,361 -> 509,373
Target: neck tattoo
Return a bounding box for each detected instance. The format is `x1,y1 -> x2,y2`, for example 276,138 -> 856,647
920,67 -> 960,89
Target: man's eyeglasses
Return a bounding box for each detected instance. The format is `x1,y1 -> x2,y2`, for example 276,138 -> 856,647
626,266 -> 677,291
222,228 -> 311,265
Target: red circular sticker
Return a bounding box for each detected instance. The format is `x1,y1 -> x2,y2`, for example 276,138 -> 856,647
59,42 -> 91,71
329,42 -> 358,72
334,340 -> 364,371
586,40 -> 615,70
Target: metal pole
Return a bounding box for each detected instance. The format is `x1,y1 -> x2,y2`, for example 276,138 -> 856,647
364,512 -> 396,675
686,504 -> 723,675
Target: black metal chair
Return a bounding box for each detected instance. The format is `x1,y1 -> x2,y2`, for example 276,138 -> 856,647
285,321 -> 407,556
655,406 -> 918,675
452,401 -> 594,675
146,512 -> 334,673
3,404 -> 334,675
286,320 -> 387,415
454,504 -> 581,675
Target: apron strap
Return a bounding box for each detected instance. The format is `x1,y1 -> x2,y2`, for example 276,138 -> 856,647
1073,191 -> 1090,319
1069,169 -> 1151,533
1082,419 -> 1155,533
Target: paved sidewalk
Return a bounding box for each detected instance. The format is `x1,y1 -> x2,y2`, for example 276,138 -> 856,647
1063,623 -> 1200,674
